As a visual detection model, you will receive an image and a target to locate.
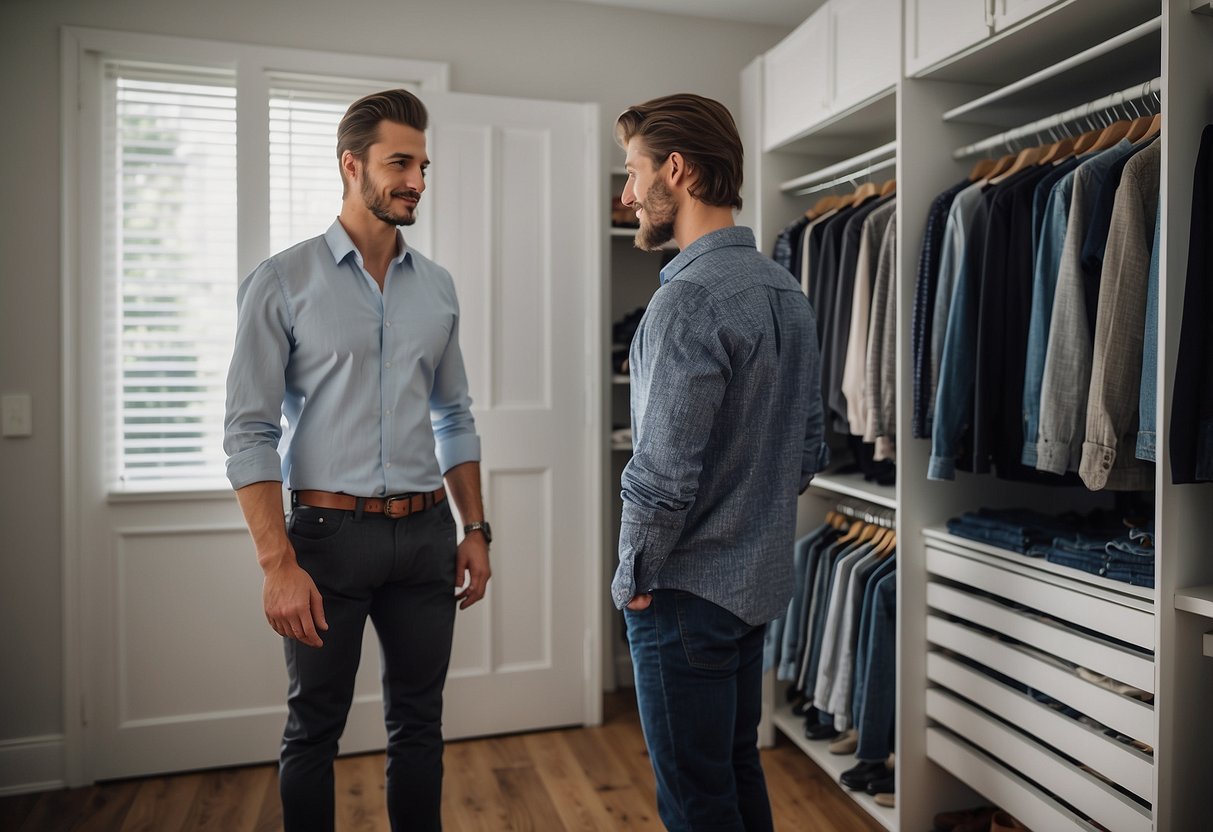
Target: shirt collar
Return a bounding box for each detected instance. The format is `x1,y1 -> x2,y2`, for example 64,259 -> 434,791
324,218 -> 413,267
659,226 -> 755,285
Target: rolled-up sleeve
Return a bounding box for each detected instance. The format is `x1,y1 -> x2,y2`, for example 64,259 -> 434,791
429,288 -> 481,474
224,262 -> 293,490
612,289 -> 728,609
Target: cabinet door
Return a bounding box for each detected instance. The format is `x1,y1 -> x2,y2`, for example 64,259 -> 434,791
830,0 -> 899,112
994,0 -> 1066,31
762,6 -> 831,151
905,0 -> 992,76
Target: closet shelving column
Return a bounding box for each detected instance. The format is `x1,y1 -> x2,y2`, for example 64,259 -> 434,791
743,55 -> 901,832
897,0 -> 1213,830
1155,2 -> 1213,830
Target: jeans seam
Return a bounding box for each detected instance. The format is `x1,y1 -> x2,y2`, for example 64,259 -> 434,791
675,593 -> 733,671
652,596 -> 689,828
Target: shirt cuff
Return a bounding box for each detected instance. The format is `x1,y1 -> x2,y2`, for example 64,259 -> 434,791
1078,440 -> 1116,491
226,445 -> 284,490
927,454 -> 956,481
436,433 -> 482,474
1034,436 -> 1072,475
1135,430 -> 1156,462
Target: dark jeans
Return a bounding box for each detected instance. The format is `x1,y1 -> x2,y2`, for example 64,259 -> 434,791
856,571 -> 896,762
625,590 -> 773,832
281,500 -> 458,832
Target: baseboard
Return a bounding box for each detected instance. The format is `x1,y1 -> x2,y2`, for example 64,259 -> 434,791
0,734 -> 65,796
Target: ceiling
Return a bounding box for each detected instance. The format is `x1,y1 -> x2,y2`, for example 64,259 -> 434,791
551,0 -> 821,27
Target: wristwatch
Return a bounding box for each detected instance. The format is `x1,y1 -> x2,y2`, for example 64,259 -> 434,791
463,520 -> 492,545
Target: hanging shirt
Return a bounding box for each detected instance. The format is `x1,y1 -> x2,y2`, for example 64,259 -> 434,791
1080,139 -> 1160,490
1137,205 -> 1162,462
866,209 -> 898,460
842,200 -> 896,435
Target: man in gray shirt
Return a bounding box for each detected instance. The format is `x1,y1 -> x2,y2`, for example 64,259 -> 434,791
612,93 -> 828,832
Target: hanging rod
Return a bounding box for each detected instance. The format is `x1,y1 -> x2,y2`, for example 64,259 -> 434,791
780,140 -> 897,195
942,17 -> 1160,123
794,157 -> 897,197
834,498 -> 896,528
953,77 -> 1161,160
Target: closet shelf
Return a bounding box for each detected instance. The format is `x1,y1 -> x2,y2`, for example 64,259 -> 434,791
780,141 -> 897,195
910,0 -> 1157,85
941,17 -> 1160,129
808,470 -> 896,510
768,88 -> 895,158
769,701 -> 896,832
923,528 -> 1155,606
1174,584 -> 1213,618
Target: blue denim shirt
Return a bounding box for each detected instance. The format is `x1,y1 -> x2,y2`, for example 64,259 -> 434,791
611,226 -> 829,625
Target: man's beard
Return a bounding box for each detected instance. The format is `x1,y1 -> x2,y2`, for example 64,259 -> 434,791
362,174 -> 419,227
634,178 -> 676,251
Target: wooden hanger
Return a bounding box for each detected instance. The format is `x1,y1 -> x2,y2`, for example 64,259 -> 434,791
850,181 -> 880,205
981,153 -> 1017,182
838,518 -> 867,543
1088,118 -> 1131,153
1140,113 -> 1161,142
989,144 -> 1044,184
874,529 -> 897,559
1038,135 -> 1076,165
968,157 -> 996,182
856,521 -> 881,544
807,194 -> 841,220
878,178 -> 896,197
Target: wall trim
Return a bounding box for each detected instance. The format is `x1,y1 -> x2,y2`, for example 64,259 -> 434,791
0,734 -> 65,796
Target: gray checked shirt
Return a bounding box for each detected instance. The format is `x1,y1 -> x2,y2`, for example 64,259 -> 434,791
611,226 -> 829,625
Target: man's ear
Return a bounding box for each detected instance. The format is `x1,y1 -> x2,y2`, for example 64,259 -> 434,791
341,149 -> 360,185
666,151 -> 694,190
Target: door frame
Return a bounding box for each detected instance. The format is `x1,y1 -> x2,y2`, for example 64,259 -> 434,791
60,25 -> 602,786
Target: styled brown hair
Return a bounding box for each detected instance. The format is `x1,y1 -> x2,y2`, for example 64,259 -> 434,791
336,89 -> 429,192
615,93 -> 743,211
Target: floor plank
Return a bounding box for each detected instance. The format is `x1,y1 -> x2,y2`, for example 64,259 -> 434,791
1,690 -> 891,831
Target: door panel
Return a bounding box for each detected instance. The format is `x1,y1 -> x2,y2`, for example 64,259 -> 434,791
906,0 -> 993,76
763,6 -> 831,150
831,0 -> 899,111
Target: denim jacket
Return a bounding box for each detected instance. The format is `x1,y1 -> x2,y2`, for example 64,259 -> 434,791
611,227 -> 829,625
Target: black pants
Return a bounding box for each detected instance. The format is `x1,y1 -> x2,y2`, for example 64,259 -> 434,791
280,500 -> 458,832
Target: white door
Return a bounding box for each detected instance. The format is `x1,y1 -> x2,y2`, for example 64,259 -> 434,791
69,80 -> 600,780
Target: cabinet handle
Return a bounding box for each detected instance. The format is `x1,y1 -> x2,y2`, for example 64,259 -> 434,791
985,0 -> 996,28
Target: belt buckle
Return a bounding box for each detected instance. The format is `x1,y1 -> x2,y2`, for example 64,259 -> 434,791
383,494 -> 411,518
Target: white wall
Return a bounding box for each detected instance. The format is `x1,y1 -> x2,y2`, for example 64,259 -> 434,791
0,0 -> 786,785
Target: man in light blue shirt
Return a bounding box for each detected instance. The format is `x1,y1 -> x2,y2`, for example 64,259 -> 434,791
224,89 -> 490,832
613,93 -> 828,832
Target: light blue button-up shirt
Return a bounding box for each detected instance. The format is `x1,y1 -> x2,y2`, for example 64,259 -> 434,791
224,219 -> 480,495
611,226 -> 829,625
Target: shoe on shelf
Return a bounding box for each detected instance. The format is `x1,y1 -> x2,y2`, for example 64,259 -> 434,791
838,759 -> 887,791
803,721 -> 839,741
865,773 -> 894,795
828,729 -> 858,754
873,792 -> 895,809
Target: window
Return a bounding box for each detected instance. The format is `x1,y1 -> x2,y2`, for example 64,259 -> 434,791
107,67 -> 238,483
77,31 -> 445,490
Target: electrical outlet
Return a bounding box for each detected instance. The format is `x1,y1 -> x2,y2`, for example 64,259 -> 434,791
1,393 -> 32,437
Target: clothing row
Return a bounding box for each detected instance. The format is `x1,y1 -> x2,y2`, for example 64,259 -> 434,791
773,191 -> 899,471
914,132 -> 1162,491
764,513 -> 897,768
946,506 -> 1154,588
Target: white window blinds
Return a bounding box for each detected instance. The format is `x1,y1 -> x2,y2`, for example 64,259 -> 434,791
108,66 -> 237,484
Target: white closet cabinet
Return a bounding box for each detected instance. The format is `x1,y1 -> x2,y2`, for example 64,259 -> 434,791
904,0 -> 991,76
831,0 -> 900,115
995,0 -> 1067,30
743,1 -> 1213,830
762,0 -> 898,151
762,7 -> 831,151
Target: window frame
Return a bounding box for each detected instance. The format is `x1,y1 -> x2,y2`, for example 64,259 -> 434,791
62,26 -> 449,497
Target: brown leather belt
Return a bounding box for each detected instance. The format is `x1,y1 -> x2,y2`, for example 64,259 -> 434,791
293,487 -> 446,519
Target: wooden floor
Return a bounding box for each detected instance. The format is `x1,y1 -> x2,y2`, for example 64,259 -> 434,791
0,691 -> 885,831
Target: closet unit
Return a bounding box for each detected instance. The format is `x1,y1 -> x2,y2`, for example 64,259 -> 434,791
742,1 -> 1213,830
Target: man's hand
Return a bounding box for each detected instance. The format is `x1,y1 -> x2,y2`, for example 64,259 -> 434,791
263,561 -> 328,647
455,534 -> 491,610
626,593 -> 653,611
